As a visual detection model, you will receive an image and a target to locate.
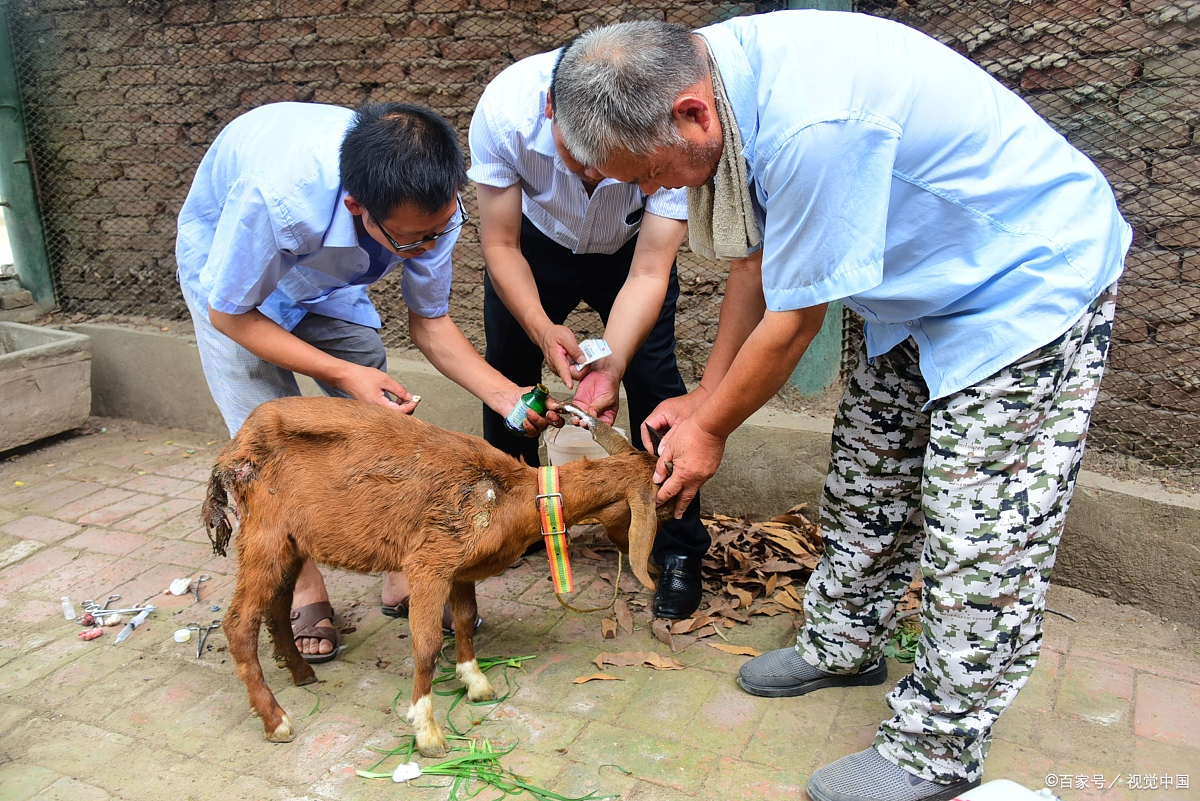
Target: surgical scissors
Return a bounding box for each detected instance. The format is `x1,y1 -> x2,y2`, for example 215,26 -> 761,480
187,619 -> 222,658
189,574 -> 210,603
82,595 -> 121,613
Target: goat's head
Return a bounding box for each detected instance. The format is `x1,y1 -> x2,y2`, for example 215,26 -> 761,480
582,418 -> 675,591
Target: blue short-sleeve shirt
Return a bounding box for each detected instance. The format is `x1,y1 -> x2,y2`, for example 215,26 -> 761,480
699,12 -> 1132,400
176,102 -> 458,331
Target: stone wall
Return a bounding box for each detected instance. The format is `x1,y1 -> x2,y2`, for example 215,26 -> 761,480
7,0 -> 1200,468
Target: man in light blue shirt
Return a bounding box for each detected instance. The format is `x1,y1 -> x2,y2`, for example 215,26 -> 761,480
468,51 -> 709,618
177,101 -> 552,662
551,13 -> 1130,800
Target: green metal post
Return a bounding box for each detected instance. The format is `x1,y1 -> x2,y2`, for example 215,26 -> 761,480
0,3 -> 55,310
788,301 -> 844,397
781,0 -> 851,397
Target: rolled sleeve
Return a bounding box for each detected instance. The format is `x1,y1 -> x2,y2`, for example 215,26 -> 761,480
759,117 -> 900,311
646,187 -> 688,221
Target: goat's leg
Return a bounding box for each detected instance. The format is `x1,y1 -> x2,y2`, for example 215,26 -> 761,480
405,578 -> 451,758
225,550 -> 297,743
451,580 -> 494,703
264,557 -> 317,687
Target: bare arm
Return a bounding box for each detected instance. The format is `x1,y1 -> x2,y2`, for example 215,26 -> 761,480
640,249 -> 766,438
603,212 -> 686,374
655,304 -> 828,516
408,310 -> 554,434
209,306 -> 416,412
477,182 -> 584,387
644,249 -> 828,515
573,212 -> 687,422
699,250 -> 767,393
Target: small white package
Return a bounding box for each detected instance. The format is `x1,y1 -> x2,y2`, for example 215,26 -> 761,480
575,339 -> 612,368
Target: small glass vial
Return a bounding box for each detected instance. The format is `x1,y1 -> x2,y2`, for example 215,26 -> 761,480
505,384 -> 549,434
61,596 -> 76,620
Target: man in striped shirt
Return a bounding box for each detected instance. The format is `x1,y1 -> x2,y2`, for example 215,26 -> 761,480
468,49 -> 709,619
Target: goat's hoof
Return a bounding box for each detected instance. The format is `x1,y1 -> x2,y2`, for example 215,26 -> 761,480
416,734 -> 449,759
264,713 -> 295,743
467,684 -> 496,703
295,673 -> 318,687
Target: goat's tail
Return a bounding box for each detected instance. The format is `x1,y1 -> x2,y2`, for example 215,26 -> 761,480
201,465 -> 234,557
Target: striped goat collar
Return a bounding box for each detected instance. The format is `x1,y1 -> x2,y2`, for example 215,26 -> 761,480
536,465 -> 573,594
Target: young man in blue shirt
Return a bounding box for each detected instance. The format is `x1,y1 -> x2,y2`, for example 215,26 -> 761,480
177,102 -> 553,662
551,14 -> 1129,801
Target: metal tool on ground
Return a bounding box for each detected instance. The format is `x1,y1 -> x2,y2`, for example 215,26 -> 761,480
82,595 -> 121,613
187,619 -> 222,658
115,607 -> 154,644
85,605 -> 154,620
189,574 -> 210,603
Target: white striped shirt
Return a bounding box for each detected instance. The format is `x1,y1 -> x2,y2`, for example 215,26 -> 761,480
468,51 -> 688,256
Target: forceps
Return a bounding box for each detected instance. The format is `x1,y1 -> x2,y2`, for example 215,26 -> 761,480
189,574 -> 210,603
187,619 -> 222,658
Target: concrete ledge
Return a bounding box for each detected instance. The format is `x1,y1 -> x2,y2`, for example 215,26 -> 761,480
66,322 -> 1200,629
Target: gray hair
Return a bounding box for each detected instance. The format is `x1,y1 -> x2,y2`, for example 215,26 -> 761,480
550,21 -> 710,166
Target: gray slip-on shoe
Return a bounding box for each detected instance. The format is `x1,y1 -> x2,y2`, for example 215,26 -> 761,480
736,647 -> 887,697
808,747 -> 981,801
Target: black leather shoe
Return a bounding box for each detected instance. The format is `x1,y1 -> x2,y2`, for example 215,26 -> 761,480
652,553 -> 703,619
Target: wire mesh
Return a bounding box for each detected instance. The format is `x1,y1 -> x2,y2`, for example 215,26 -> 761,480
4,0 -> 1198,471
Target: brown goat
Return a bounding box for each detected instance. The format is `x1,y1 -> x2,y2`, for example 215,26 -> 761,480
201,395 -> 668,756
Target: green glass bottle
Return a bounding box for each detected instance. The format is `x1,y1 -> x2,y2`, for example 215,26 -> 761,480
505,383 -> 549,434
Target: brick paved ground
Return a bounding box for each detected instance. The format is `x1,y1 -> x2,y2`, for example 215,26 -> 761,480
1,418 -> 1198,801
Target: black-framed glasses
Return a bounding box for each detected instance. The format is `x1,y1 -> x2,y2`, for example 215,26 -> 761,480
375,196 -> 468,254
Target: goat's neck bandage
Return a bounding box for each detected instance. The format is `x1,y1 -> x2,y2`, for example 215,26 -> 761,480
536,466 -> 573,594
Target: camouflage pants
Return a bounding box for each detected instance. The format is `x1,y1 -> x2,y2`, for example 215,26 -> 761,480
794,284 -> 1117,783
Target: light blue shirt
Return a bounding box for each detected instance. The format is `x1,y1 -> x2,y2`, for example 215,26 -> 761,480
176,102 -> 459,331
699,11 -> 1132,400
468,51 -> 687,255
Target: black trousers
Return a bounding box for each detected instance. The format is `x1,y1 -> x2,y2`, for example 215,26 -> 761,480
482,216 -> 709,560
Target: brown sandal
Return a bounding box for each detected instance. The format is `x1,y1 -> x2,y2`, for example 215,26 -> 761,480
290,601 -> 339,663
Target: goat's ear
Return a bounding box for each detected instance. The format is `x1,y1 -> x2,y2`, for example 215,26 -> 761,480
625,484 -> 658,590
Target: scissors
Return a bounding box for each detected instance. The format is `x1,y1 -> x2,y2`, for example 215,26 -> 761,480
82,595 -> 121,613
187,619 -> 222,658
189,574 -> 211,603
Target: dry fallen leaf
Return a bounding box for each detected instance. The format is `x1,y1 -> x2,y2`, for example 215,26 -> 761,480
772,590 -> 804,611
593,651 -> 685,671
601,618 -> 618,639
751,603 -> 790,617
615,598 -> 633,635
706,642 -> 763,657
651,619 -> 674,650
729,585 -> 754,609
670,615 -> 720,635
573,673 -> 622,684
